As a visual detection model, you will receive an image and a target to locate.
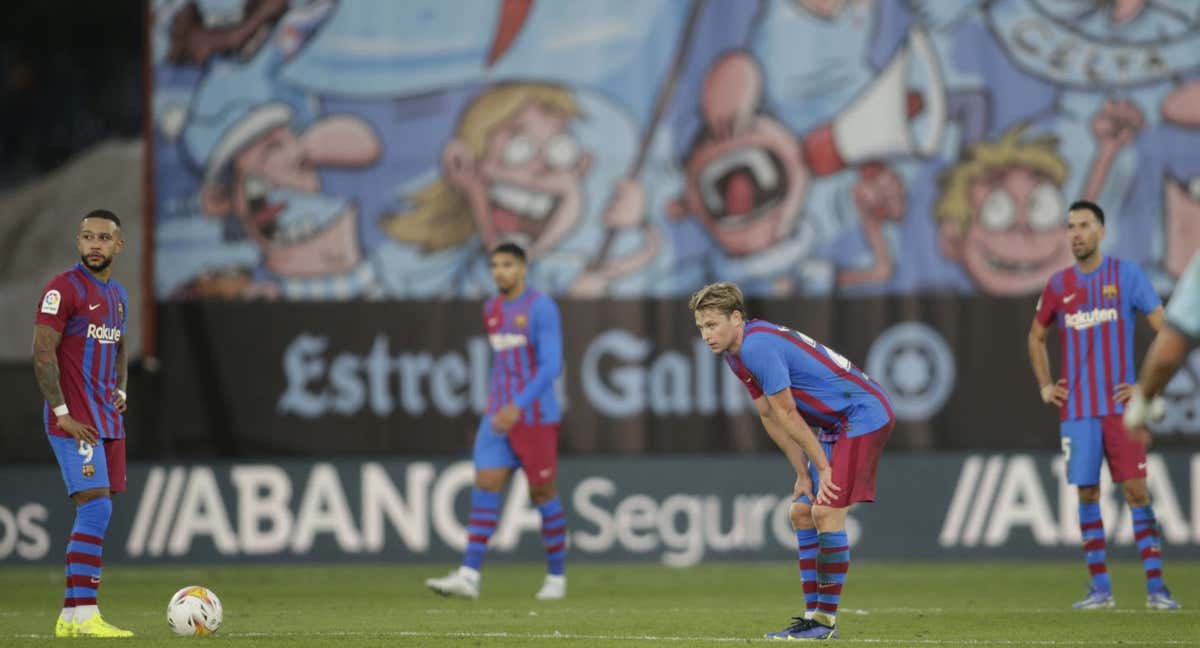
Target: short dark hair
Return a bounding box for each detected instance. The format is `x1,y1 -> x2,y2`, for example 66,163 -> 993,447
82,209 -> 122,229
1068,200 -> 1104,226
491,242 -> 527,263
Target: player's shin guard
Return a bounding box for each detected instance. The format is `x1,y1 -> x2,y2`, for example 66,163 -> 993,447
462,489 -> 501,571
1079,503 -> 1112,591
814,530 -> 849,627
537,497 -> 567,576
796,528 -> 819,616
66,497 -> 112,622
1132,505 -> 1165,593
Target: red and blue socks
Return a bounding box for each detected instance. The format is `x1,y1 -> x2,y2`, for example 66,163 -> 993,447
537,497 -> 567,576
462,489 -> 500,571
1078,503 -> 1111,592
1132,505 -> 1165,593
813,530 -> 849,628
796,528 -> 819,617
65,498 -> 112,622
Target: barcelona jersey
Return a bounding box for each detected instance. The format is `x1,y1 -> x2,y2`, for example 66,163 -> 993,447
1035,256 -> 1160,421
36,264 -> 128,439
483,289 -> 562,424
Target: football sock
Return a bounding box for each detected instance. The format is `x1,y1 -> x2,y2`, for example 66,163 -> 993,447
537,497 -> 567,576
796,528 -> 819,616
462,489 -> 501,572
67,497 -> 112,622
1078,503 -> 1111,591
813,530 -> 849,627
61,557 -> 74,621
1132,505 -> 1164,593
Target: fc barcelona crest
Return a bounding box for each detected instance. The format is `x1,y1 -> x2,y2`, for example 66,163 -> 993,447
1102,284 -> 1118,300
515,314 -> 528,328
82,464 -> 95,478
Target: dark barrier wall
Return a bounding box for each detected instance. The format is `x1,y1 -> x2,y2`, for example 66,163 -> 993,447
151,299 -> 1193,456
5,298 -> 1198,460
2,453 -> 1197,565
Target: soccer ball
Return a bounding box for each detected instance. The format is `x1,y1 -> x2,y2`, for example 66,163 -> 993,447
167,586 -> 223,636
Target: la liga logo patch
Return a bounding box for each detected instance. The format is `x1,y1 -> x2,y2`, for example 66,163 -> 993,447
41,290 -> 61,315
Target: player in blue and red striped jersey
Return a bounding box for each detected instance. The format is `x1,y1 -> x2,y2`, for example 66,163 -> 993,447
426,242 -> 567,601
1028,200 -> 1179,610
33,210 -> 133,638
690,282 -> 894,641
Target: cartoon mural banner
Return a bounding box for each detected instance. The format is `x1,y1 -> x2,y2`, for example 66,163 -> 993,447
151,0 -> 1200,300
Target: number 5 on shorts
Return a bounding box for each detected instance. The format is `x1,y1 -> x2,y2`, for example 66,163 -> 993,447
1060,436 -> 1071,462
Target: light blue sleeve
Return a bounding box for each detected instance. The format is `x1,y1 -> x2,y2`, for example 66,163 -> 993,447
513,296 -> 563,410
1166,251 -> 1200,339
1127,261 -> 1162,314
740,337 -> 790,396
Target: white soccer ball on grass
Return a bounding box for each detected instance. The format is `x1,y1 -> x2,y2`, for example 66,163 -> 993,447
167,586 -> 223,636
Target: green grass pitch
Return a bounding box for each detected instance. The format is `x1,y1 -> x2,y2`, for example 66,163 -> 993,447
1,561 -> 1197,646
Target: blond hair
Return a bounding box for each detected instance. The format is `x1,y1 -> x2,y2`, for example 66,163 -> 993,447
935,125 -> 1067,234
383,83 -> 583,251
689,282 -> 746,318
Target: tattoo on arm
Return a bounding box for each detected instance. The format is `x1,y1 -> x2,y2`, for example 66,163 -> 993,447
32,325 -> 65,406
115,336 -> 128,391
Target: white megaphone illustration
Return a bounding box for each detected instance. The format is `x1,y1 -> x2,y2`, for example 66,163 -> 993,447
801,27 -> 947,176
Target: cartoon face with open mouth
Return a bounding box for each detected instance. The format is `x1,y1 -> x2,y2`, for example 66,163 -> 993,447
443,101 -> 593,257
1164,175 -> 1200,278
961,167 -> 1073,295
676,53 -> 809,257
219,122 -> 378,278
237,175 -> 360,277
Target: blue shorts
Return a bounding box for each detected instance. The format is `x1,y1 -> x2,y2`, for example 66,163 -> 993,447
1060,415 -> 1147,486
793,441 -> 835,506
472,418 -> 560,484
47,435 -> 110,496
473,419 -> 520,470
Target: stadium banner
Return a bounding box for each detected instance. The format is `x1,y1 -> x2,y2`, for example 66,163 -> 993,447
2,453 -> 1198,565
151,299 -> 1200,456
148,1 -> 1200,303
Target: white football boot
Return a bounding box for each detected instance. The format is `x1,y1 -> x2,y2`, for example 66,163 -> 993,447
535,574 -> 566,600
425,566 -> 480,600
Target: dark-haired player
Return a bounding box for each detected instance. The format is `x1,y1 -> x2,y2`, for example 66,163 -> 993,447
1028,200 -> 1179,610
426,243 -> 567,600
34,209 -> 134,637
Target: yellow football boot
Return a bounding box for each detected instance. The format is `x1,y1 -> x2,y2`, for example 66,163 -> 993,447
75,614 -> 134,638
54,616 -> 76,638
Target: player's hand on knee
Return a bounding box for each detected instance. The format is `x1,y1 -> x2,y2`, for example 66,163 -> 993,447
1041,379 -> 1068,406
793,475 -> 813,502
815,467 -> 841,505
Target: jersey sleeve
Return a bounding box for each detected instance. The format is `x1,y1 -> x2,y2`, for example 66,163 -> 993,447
1126,261 -> 1163,314
1166,250 -> 1200,339
513,295 -> 563,410
740,337 -> 790,396
35,275 -> 77,333
1034,279 -> 1058,327
118,284 -> 130,328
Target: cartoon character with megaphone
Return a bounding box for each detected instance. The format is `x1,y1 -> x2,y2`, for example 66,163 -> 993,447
668,27 -> 947,296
